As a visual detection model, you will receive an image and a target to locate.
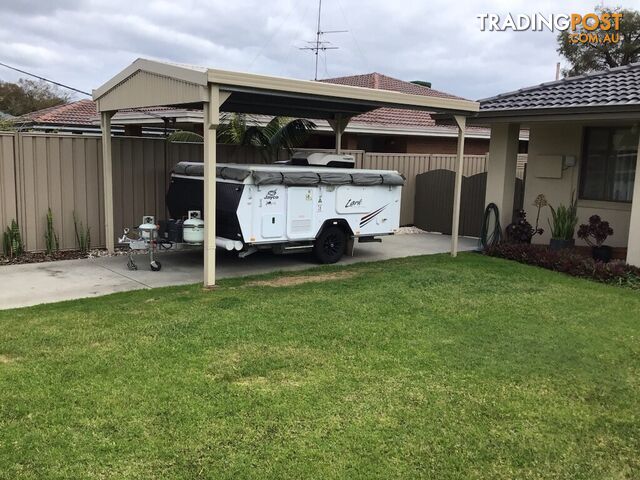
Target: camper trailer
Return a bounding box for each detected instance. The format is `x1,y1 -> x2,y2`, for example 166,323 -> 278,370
165,157 -> 405,264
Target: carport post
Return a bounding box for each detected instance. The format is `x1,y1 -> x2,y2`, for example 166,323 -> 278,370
100,111 -> 116,253
450,115 -> 466,257
328,115 -> 349,154
203,86 -> 231,288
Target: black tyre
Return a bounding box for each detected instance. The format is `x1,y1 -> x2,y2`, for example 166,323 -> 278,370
150,260 -> 162,271
313,226 -> 347,264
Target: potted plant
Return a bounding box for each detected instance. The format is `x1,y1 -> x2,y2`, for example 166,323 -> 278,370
577,215 -> 614,262
548,195 -> 578,250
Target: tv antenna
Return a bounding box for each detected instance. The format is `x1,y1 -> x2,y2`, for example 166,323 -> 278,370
299,0 -> 347,80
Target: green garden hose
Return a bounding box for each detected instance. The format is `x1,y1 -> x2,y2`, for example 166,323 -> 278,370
480,203 -> 501,249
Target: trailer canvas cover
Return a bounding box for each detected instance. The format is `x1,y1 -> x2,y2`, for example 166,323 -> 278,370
171,162 -> 406,186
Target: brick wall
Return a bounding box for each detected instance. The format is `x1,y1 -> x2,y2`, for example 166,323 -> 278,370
405,136 -> 489,155
304,132 -> 490,155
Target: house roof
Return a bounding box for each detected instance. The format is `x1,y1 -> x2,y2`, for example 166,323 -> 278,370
320,72 -> 464,100
320,73 -> 488,134
321,73 -> 459,128
20,99 -> 96,126
479,63 -> 640,118
19,99 -> 192,127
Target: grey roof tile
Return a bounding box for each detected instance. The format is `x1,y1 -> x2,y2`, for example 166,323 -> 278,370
479,63 -> 640,113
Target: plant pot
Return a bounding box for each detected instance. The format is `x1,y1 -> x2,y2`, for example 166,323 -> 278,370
549,238 -> 575,251
592,245 -> 612,263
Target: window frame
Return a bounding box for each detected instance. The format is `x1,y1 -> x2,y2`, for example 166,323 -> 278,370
579,126 -> 637,204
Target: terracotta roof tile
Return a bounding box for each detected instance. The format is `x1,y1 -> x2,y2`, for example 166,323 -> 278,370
320,72 -> 465,100
19,100 -> 185,126
319,72 -> 476,131
20,99 -> 97,126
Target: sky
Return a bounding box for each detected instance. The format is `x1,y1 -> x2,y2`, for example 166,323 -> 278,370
0,0 -> 639,102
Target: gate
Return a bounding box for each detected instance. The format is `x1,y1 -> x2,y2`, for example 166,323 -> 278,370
414,170 -> 524,237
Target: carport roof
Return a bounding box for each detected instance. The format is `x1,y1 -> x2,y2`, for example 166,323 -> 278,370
92,58 -> 479,119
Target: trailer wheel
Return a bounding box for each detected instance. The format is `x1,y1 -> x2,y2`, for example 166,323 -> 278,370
314,226 -> 347,264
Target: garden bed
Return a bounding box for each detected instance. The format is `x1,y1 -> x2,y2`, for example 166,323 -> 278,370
0,248 -> 126,266
484,242 -> 640,289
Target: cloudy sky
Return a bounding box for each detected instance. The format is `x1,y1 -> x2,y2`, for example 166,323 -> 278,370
0,0 -> 637,101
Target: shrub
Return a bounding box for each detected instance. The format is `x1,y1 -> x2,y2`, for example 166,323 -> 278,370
73,212 -> 91,253
484,242 -> 640,289
2,219 -> 23,258
548,194 -> 578,241
577,215 -> 613,247
505,210 -> 543,243
44,208 -> 60,255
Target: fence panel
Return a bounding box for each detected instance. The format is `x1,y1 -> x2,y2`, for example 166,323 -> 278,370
414,170 -> 525,236
12,134 -> 174,251
0,134 -> 17,235
112,137 -> 168,245
16,134 -> 106,251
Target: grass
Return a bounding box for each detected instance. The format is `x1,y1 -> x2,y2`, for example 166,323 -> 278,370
1,253 -> 639,479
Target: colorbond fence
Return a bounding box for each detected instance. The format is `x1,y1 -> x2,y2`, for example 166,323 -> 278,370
0,133 -> 203,251
414,171 -> 525,237
0,132 -> 526,251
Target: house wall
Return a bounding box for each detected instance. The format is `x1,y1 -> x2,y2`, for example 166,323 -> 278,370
405,136 -> 489,155
524,122 -> 632,248
305,132 -> 491,155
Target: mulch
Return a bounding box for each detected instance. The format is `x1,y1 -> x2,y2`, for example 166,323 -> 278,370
0,249 -> 120,266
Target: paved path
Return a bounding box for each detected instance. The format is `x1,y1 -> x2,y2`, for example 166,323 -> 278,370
0,233 -> 478,310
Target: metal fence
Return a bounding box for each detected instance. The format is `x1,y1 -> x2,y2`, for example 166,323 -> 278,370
1,133 -> 203,251
414,171 -> 525,237
0,132 -> 527,251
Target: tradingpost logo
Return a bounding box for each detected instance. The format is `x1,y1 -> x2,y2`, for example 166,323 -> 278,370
478,12 -> 623,44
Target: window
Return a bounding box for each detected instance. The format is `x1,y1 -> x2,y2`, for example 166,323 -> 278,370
580,127 -> 638,203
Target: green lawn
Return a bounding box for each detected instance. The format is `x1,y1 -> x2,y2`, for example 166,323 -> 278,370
1,253 -> 639,479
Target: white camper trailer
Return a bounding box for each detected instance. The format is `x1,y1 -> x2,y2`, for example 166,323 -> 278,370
166,161 -> 405,263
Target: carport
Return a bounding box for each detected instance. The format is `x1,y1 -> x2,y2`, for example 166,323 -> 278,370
93,58 -> 479,287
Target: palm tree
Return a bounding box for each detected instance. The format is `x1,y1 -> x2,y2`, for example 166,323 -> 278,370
216,112 -> 250,145
242,116 -> 316,163
165,113 -> 316,163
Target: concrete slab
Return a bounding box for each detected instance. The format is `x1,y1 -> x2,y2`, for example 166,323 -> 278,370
0,233 -> 478,310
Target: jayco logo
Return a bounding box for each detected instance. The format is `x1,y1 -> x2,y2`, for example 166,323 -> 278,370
264,190 -> 279,200
345,198 -> 363,208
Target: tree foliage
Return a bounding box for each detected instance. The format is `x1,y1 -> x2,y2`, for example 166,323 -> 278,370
167,113 -> 316,163
0,78 -> 70,116
242,116 -> 316,163
217,112 -> 251,145
0,118 -> 15,131
165,130 -> 204,143
557,6 -> 640,76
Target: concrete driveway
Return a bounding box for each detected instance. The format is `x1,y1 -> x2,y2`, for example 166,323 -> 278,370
0,233 -> 478,310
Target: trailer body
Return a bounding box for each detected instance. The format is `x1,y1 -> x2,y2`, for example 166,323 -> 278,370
166,162 -> 404,262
